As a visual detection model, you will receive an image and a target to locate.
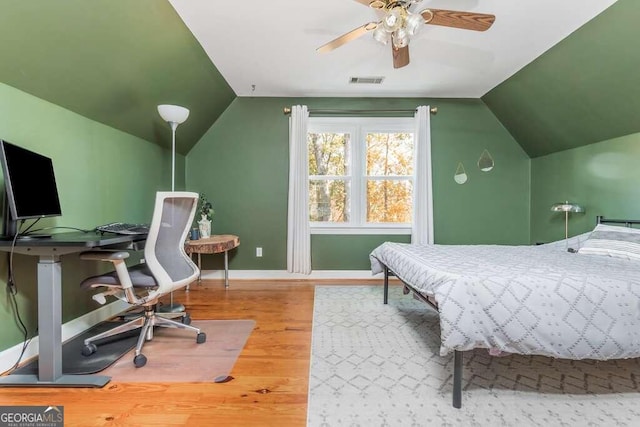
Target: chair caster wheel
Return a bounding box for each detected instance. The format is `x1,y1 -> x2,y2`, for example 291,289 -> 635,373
182,314 -> 191,325
134,354 -> 147,368
81,343 -> 97,357
196,332 -> 206,344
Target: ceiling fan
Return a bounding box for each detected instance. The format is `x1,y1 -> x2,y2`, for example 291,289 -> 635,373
317,0 -> 495,69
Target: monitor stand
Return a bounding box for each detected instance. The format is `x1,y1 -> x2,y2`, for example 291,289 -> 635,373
2,194 -> 53,240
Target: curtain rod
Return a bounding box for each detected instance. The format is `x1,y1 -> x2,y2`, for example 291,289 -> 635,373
283,106 -> 437,116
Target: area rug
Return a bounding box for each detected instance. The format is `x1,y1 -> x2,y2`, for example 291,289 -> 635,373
101,319 -> 255,383
307,286 -> 640,426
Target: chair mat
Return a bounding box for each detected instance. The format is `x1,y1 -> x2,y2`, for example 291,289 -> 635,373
12,319 -> 139,375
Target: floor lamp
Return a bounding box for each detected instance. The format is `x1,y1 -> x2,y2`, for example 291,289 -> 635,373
551,201 -> 584,247
157,104 -> 190,313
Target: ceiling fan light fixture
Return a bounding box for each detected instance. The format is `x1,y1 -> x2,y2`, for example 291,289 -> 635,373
392,28 -> 409,49
405,12 -> 423,36
373,27 -> 390,45
382,7 -> 403,32
316,2 -> 496,70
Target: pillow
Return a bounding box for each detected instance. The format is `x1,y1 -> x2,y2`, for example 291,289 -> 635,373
578,224 -> 640,260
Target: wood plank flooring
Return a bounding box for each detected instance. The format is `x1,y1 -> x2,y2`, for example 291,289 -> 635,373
0,279 -> 382,427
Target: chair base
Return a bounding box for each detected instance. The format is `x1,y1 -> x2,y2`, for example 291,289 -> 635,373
121,305 -> 189,323
82,305 -> 205,367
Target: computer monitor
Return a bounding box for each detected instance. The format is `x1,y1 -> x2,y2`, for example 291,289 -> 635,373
0,139 -> 62,237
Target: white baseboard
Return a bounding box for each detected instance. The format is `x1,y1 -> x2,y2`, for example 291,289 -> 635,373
0,300 -> 130,374
199,269 -> 384,280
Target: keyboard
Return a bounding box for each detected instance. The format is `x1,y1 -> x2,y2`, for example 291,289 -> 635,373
95,222 -> 150,235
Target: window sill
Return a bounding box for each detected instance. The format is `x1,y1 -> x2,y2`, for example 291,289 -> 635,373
310,227 -> 411,235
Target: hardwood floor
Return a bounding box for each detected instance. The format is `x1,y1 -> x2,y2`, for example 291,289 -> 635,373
0,279 -> 381,427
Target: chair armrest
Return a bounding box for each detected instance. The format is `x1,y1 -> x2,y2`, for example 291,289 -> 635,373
80,250 -> 138,302
80,250 -> 130,262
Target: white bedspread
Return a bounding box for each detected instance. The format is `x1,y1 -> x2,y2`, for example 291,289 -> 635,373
370,241 -> 640,360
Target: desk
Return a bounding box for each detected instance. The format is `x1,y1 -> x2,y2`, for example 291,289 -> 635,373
184,234 -> 239,288
0,231 -> 145,387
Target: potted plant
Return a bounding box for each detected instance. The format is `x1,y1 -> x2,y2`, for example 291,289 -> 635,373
197,193 -> 214,238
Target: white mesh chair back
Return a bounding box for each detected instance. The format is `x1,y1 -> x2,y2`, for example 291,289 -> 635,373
144,191 -> 199,295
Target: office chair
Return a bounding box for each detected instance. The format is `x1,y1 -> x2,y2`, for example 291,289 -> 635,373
79,191 -> 206,368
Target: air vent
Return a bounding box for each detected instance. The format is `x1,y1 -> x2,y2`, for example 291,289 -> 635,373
349,76 -> 385,84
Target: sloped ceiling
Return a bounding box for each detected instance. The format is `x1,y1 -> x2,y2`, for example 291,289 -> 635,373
168,0 -> 616,99
0,0 -> 635,159
0,0 -> 235,155
482,0 -> 640,158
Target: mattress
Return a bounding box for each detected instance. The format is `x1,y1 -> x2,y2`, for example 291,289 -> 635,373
370,241 -> 640,360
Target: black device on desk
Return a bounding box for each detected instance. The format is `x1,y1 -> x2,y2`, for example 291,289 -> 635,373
0,139 -> 62,239
96,222 -> 150,235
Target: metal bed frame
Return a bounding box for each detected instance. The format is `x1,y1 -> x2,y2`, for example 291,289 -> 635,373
596,215 -> 640,227
381,265 -> 464,408
378,216 -> 640,409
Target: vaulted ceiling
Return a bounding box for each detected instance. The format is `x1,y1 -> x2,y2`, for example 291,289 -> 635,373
483,0 -> 639,157
0,0 -> 234,155
0,0 -> 636,158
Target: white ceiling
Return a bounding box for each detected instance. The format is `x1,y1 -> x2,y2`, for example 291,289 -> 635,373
168,0 -> 617,98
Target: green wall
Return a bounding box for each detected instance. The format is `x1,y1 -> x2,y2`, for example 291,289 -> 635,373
0,0 -> 236,154
531,132 -> 640,244
482,0 -> 639,158
0,88 -> 533,353
186,97 -> 531,271
0,82 -> 176,351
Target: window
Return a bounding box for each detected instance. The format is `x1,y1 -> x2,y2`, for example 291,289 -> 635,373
307,117 -> 414,234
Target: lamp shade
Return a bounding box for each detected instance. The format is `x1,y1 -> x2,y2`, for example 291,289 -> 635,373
551,201 -> 584,213
157,104 -> 190,124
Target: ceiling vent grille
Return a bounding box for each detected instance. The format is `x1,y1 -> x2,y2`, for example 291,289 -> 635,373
349,76 -> 385,84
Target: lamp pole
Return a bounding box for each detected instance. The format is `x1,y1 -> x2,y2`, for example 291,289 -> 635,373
157,104 -> 190,313
170,121 -> 178,191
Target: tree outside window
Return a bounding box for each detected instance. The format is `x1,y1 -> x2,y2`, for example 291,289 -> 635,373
307,117 -> 413,233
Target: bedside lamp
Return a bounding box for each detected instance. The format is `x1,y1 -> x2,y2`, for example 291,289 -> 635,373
551,201 -> 585,244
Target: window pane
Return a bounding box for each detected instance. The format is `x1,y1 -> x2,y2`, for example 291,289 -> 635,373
366,132 -> 414,176
367,180 -> 412,223
308,132 -> 349,176
309,179 -> 350,222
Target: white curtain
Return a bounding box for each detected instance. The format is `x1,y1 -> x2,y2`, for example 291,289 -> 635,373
412,105 -> 434,245
287,105 -> 311,274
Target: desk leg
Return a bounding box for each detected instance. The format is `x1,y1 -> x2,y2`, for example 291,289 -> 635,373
198,253 -> 202,283
0,255 -> 110,388
224,251 -> 229,289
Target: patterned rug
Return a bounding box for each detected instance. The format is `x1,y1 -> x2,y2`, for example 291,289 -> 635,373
307,285 -> 640,426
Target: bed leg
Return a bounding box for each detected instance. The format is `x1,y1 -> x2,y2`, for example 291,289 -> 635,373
453,350 -> 462,409
383,266 -> 389,305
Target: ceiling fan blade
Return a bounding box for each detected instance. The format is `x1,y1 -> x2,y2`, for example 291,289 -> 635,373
317,22 -> 379,53
421,8 -> 495,32
392,45 -> 410,69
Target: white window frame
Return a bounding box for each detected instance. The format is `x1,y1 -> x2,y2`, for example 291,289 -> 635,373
308,117 -> 414,235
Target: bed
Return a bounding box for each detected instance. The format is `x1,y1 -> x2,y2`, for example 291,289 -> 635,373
369,217 -> 640,408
